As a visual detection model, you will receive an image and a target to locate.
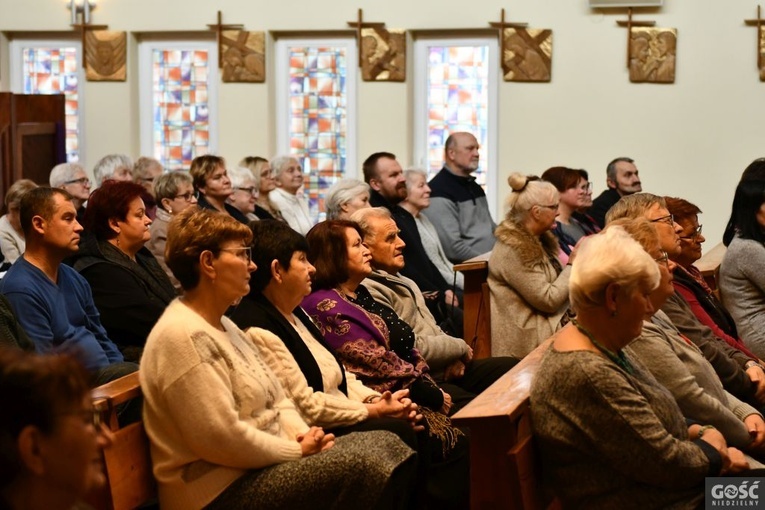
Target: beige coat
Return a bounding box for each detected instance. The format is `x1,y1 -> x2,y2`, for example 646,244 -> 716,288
488,220 -> 570,358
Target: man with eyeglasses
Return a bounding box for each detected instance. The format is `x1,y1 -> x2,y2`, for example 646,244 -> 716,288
49,162 -> 92,225
590,157 -> 643,228
606,193 -> 765,409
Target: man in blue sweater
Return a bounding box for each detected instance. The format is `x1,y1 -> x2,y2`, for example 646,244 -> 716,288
0,187 -> 136,386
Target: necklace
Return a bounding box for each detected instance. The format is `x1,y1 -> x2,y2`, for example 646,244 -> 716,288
571,318 -> 634,374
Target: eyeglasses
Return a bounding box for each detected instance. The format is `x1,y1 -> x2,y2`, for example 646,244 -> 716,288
174,191 -> 197,202
650,213 -> 675,226
64,177 -> 90,186
220,246 -> 252,263
62,406 -> 102,429
235,186 -> 258,196
680,224 -> 703,242
537,203 -> 560,211
654,250 -> 670,269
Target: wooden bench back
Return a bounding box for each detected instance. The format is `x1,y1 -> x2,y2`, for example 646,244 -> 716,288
455,253 -> 492,359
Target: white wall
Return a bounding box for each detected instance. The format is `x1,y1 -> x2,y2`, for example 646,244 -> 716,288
1,0 -> 762,244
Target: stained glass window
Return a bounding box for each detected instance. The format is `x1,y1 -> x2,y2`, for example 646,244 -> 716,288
287,46 -> 348,221
425,45 -> 490,186
22,47 -> 80,162
151,49 -> 211,171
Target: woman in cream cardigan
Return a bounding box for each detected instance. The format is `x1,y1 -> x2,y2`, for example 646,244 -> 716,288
488,173 -> 574,359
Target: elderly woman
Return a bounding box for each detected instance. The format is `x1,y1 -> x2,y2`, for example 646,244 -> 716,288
610,218 -> 765,458
541,166 -> 598,260
720,178 -> 765,359
400,169 -> 464,291
49,162 -> 91,223
140,208 -> 415,510
132,156 -> 163,220
302,219 -> 469,509
664,196 -> 757,359
269,155 -> 313,234
325,178 -> 370,220
488,173 -> 573,359
531,226 -> 754,509
71,181 -> 177,361
189,154 -> 248,224
0,348 -> 112,510
240,156 -> 284,221
226,166 -> 259,222
93,153 -> 133,187
0,179 -> 37,264
147,171 -> 198,289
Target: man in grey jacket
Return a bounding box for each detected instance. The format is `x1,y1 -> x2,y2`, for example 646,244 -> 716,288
352,206 -> 516,415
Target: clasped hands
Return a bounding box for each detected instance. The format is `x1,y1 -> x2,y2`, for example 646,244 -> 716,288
366,389 -> 424,431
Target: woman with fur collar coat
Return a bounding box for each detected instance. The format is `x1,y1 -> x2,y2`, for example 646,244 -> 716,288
488,174 -> 574,358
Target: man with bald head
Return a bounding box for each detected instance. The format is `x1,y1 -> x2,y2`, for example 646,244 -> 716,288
423,132 -> 496,264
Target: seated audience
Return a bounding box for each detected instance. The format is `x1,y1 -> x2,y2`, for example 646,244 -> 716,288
665,196 -> 757,359
531,226 -> 755,509
226,165 -> 259,222
613,218 -> 765,457
190,154 -> 248,223
325,178 -> 370,220
132,156 -> 163,219
488,173 -> 573,359
541,166 -> 597,261
606,193 -> 765,406
240,156 -> 284,221
354,207 -> 516,414
147,171 -> 197,289
0,295 -> 34,351
720,178 -> 765,360
589,156 -> 642,228
0,179 -> 37,264
140,207 -> 415,510
49,162 -> 91,224
0,349 -> 113,510
269,155 -> 313,234
400,169 -> 464,291
70,181 -> 176,362
93,154 -> 133,187
570,169 -> 600,234
723,158 -> 765,245
302,219 -> 469,508
0,188 -> 136,386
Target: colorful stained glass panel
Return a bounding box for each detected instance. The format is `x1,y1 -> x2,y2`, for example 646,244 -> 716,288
288,46 -> 348,221
22,47 -> 80,162
152,49 -> 211,171
426,46 -> 490,186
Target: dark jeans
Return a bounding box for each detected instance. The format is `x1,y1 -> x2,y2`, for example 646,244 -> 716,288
439,356 -> 519,416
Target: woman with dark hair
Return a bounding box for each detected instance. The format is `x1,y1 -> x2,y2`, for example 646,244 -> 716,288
302,219 -> 469,509
189,154 -> 248,224
720,178 -> 765,359
664,196 -> 757,359
141,208 -> 415,510
71,180 -> 177,361
571,168 -> 601,234
0,348 -> 112,510
541,166 -> 594,259
723,158 -> 765,246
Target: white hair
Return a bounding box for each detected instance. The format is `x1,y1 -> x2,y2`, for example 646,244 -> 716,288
270,155 -> 300,178
93,154 -> 133,186
326,179 -> 370,220
228,166 -> 256,189
49,162 -> 86,188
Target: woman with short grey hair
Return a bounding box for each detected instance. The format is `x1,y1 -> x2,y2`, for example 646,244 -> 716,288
93,154 -> 133,186
49,162 -> 91,221
226,166 -> 259,222
325,178 -> 370,220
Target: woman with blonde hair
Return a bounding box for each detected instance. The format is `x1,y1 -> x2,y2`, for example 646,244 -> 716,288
189,154 -> 248,224
488,173 -> 573,359
0,179 -> 37,264
240,156 -> 284,221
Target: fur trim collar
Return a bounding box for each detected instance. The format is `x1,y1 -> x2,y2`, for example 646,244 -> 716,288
495,219 -> 560,268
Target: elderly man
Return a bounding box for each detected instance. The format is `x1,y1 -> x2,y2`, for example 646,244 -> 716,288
93,153 -> 133,187
363,152 -> 461,332
606,193 -> 765,407
0,187 -> 136,387
49,162 -> 91,224
423,132 -> 496,264
268,155 -> 313,235
589,157 -> 642,228
352,207 -> 516,414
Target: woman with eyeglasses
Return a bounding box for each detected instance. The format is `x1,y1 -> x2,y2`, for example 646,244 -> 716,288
148,171 -> 199,290
0,348 -> 114,510
720,179 -> 765,360
488,173 -> 575,359
140,208 -> 416,510
664,197 -> 758,360
71,180 -> 177,362
227,166 -> 259,222
49,162 -> 92,225
190,155 -> 248,224
240,156 -> 285,222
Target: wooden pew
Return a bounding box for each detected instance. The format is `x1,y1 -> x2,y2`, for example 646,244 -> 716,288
455,252 -> 491,359
695,241 -> 725,292
452,338 -> 558,510
87,371 -> 157,510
